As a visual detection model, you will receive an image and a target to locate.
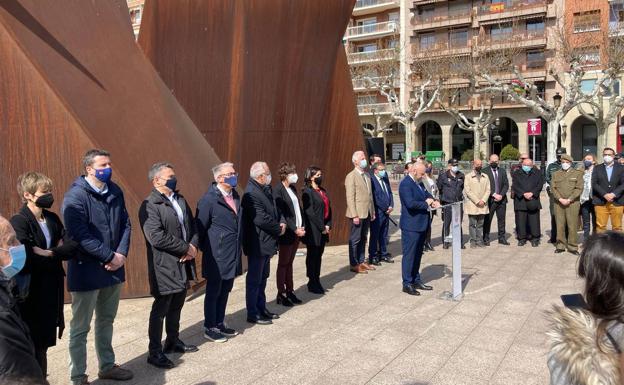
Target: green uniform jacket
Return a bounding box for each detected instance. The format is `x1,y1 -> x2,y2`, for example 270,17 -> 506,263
551,168 -> 584,202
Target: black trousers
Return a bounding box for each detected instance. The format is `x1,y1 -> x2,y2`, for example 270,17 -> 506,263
516,209 -> 541,241
306,243 -> 326,284
148,291 -> 186,354
442,204 -> 463,244
348,217 -> 370,266
203,275 -> 234,329
483,200 -> 506,242
34,346 -> 47,376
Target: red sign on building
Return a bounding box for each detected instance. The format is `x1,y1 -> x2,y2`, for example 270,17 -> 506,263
527,118 -> 542,136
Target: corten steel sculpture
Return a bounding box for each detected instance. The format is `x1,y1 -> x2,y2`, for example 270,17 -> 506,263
0,0 -> 222,298
138,0 -> 364,244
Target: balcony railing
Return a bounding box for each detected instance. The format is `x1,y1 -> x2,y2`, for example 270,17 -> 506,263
347,48 -> 397,64
478,30 -> 546,49
412,41 -> 471,57
352,77 -> 401,90
412,11 -> 472,28
477,0 -> 547,15
345,21 -> 399,39
354,0 -> 399,10
357,103 -> 393,114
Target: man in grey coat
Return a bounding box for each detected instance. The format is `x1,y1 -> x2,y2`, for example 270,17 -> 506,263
139,162 -> 199,369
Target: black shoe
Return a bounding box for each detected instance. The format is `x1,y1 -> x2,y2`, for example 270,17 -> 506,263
548,238 -> 556,244
483,240 -> 490,246
217,324 -> 239,337
424,242 -> 434,251
531,240 -> 540,247
308,282 -> 324,294
276,293 -> 293,307
147,352 -> 174,369
461,244 -> 466,249
518,240 -> 526,246
286,291 -> 302,304
315,282 -> 326,293
247,315 -> 272,325
498,239 -> 510,245
413,282 -> 433,291
554,249 -> 565,254
260,309 -> 280,320
163,340 -> 198,354
443,243 -> 450,250
569,250 -> 580,256
369,258 -> 382,266
402,285 -> 421,296
380,256 -> 395,263
203,327 -> 227,343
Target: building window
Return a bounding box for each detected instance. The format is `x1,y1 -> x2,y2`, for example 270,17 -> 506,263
573,10 -> 601,33
420,33 -> 436,50
418,5 -> 435,21
576,47 -> 600,66
490,24 -> 513,41
357,95 -> 377,105
526,20 -> 545,34
526,50 -> 545,68
387,39 -> 398,48
449,29 -> 468,47
580,79 -> 620,96
130,8 -> 142,24
448,1 -> 471,17
357,44 -> 377,53
388,12 -> 400,23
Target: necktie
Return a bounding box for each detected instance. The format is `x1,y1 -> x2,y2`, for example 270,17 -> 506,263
379,177 -> 388,195
224,194 -> 237,213
493,169 -> 500,195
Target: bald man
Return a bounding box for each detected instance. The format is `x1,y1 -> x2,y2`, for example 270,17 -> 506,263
399,163 -> 440,295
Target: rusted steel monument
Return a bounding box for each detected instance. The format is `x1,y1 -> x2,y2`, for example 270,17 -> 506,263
0,0 -> 363,298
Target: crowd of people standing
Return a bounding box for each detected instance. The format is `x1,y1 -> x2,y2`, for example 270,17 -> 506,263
0,145 -> 623,384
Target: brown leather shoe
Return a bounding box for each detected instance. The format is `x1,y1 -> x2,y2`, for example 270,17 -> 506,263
350,265 -> 361,273
357,264 -> 369,273
362,262 -> 376,271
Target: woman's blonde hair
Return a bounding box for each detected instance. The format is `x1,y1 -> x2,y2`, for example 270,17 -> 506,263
17,172 -> 53,202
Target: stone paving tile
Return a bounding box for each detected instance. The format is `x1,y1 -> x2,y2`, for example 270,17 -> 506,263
42,193 -> 580,385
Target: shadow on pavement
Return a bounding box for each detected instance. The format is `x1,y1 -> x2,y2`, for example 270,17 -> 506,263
104,265 -> 355,385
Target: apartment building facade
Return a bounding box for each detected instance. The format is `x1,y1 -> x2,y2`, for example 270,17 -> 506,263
344,0 -> 408,160
407,0 -> 561,162
127,0 -> 145,39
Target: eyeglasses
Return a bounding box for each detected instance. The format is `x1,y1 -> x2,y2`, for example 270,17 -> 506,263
220,172 -> 238,178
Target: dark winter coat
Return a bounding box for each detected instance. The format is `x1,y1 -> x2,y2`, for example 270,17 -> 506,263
241,179 -> 283,258
196,184 -> 243,281
0,277 -> 46,384
9,205 -> 76,349
511,167 -> 544,211
436,170 -> 465,204
301,186 -> 332,247
62,176 -> 131,292
139,189 -> 198,297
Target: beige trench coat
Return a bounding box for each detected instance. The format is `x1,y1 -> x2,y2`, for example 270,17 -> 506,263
464,171 -> 490,215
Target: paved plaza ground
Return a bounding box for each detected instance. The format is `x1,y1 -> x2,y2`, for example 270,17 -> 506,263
46,191 -> 579,385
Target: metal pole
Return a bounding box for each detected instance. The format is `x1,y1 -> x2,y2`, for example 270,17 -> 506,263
451,202 -> 463,300
532,135 -> 536,161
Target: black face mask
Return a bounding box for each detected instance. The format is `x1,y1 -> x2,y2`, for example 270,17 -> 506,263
490,162 -> 498,169
474,167 -> 482,173
165,176 -> 178,192
35,193 -> 54,209
314,176 -> 323,186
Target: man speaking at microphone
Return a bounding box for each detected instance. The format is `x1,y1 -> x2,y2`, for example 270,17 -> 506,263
399,162 -> 440,296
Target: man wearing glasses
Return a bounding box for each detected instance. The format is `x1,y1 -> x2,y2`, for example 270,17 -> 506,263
196,162 -> 243,341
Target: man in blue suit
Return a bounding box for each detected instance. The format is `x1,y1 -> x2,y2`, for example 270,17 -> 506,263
399,162 -> 440,296
369,162 -> 394,265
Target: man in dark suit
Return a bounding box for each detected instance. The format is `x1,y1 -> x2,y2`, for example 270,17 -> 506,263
368,162 -> 394,265
139,162 -> 199,369
512,157 -> 544,247
482,154 -> 509,245
196,162 -> 243,342
399,163 -> 440,296
241,161 -> 286,325
592,147 -> 624,232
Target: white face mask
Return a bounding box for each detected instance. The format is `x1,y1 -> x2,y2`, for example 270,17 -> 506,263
561,162 -> 571,171
604,155 -> 614,164
287,173 -> 298,184
451,166 -> 459,173
265,174 -> 272,185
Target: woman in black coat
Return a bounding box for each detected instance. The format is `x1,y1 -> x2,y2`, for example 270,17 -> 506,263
9,172 -> 76,376
301,166 -> 332,294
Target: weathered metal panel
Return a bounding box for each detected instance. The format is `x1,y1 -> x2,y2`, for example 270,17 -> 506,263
138,0 -> 364,244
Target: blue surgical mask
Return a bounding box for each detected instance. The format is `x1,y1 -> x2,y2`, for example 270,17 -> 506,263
224,175 -> 238,188
584,160 -> 593,169
94,167 -> 112,183
522,165 -> 532,173
359,159 -> 368,169
378,170 -> 387,178
0,245 -> 26,279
